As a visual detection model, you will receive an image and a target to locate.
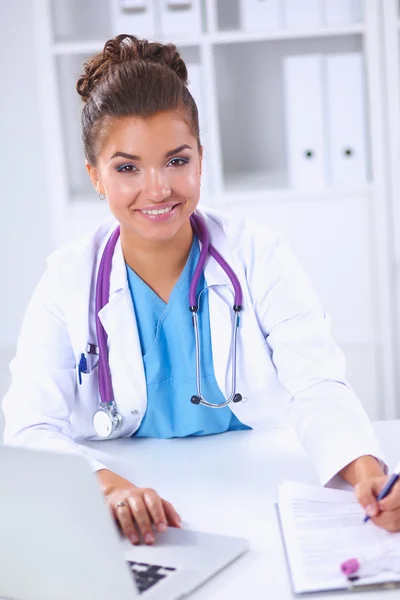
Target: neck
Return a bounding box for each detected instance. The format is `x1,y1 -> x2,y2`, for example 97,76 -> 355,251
120,220 -> 194,283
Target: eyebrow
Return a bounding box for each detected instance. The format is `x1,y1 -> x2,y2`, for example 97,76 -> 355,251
109,144 -> 192,162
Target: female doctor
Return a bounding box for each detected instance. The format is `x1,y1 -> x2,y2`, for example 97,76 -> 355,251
3,35 -> 400,545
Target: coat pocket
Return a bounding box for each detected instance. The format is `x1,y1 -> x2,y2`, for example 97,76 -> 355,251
76,350 -> 99,385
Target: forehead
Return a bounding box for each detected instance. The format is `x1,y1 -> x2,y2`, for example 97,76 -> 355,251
100,111 -> 195,155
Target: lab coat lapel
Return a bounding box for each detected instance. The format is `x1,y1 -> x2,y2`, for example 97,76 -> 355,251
97,239 -> 146,401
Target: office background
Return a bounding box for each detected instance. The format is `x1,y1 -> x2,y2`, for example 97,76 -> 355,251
1,0 -> 400,441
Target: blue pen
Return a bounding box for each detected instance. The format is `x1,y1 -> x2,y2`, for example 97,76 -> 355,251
364,468 -> 400,523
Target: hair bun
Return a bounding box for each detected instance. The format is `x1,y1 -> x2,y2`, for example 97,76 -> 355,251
76,35 -> 188,102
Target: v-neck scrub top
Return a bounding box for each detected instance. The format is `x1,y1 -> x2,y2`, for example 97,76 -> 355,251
126,237 -> 250,438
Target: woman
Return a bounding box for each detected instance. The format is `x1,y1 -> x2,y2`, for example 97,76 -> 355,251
3,35 -> 399,545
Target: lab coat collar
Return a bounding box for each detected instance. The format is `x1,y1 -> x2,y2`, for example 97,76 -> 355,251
196,209 -> 233,290
108,233 -> 129,297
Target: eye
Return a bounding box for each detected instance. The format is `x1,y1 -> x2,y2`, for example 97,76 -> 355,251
167,157 -> 189,168
116,163 -> 138,173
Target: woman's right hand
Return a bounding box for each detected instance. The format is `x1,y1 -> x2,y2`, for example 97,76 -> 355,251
96,468 -> 182,545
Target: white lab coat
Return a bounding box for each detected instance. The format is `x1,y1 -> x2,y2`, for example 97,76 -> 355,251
2,207 -> 385,484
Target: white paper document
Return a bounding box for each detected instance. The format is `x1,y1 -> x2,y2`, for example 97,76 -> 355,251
278,481 -> 400,593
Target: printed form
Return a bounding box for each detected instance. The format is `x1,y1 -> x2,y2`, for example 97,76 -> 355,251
277,481 -> 400,593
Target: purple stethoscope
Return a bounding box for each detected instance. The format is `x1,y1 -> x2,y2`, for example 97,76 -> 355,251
92,212 -> 244,438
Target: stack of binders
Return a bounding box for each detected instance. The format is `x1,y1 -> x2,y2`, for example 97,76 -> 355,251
110,0 -> 202,39
283,52 -> 367,190
239,0 -> 362,33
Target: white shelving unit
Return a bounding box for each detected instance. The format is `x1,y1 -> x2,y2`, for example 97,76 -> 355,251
382,0 -> 400,415
33,0 -> 398,420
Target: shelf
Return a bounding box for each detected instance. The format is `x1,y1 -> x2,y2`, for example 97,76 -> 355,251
223,170 -> 288,193
52,37 -> 205,56
51,25 -> 364,56
214,36 -> 365,196
210,24 -> 364,45
221,185 -> 372,207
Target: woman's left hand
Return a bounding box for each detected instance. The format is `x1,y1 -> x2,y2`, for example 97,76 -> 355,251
355,476 -> 400,532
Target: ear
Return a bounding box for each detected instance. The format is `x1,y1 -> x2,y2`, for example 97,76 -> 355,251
86,161 -> 105,195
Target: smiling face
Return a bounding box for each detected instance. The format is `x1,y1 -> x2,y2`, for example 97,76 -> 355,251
87,110 -> 202,245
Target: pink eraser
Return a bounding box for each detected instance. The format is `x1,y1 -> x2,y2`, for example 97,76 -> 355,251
341,558 -> 360,576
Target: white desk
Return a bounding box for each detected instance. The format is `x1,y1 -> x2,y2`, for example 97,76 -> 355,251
83,421 -> 400,599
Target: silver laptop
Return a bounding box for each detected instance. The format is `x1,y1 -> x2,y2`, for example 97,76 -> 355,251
0,445 -> 248,600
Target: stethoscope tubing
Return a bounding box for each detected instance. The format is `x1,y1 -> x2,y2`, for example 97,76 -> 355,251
94,212 -> 244,420
192,310 -> 241,408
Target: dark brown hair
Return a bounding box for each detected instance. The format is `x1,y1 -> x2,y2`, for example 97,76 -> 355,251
76,34 -> 200,165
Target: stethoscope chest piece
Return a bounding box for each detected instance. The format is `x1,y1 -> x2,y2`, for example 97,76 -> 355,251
93,405 -> 123,439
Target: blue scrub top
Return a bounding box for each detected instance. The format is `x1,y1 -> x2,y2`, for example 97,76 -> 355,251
126,237 -> 251,438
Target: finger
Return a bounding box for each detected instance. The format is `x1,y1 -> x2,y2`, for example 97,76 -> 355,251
115,503 -> 140,545
372,506 -> 400,526
162,499 -> 182,528
379,481 -> 400,512
128,495 -> 155,544
143,489 -> 168,533
372,513 -> 400,532
356,478 -> 387,518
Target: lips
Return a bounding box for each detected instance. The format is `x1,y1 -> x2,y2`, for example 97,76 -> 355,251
136,202 -> 181,222
137,202 -> 180,213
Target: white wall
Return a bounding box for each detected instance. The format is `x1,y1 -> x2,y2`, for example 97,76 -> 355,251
0,0 -> 51,350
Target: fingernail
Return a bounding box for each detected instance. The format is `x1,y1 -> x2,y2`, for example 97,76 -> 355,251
144,533 -> 155,544
129,534 -> 139,545
157,522 -> 167,532
366,504 -> 377,517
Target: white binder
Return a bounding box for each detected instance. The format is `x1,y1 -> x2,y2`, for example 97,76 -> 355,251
325,53 -> 367,188
110,0 -> 156,38
159,0 -> 202,37
324,0 -> 363,26
283,0 -> 322,29
187,64 -> 209,198
283,54 -> 326,189
239,0 -> 282,33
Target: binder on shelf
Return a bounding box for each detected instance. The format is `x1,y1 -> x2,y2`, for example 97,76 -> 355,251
324,0 -> 363,26
239,0 -> 282,33
283,0 -> 322,29
325,53 -> 367,189
159,0 -> 202,38
283,54 -> 326,190
110,0 -> 156,38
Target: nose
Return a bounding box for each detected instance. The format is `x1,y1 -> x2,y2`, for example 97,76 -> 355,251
142,167 -> 171,203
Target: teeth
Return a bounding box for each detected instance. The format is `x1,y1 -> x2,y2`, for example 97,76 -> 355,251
142,206 -> 173,215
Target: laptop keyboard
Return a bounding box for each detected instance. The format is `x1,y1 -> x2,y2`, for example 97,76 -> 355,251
127,560 -> 177,594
